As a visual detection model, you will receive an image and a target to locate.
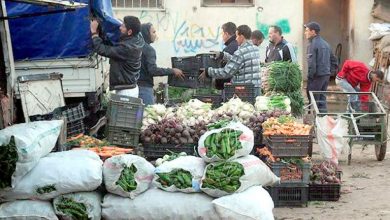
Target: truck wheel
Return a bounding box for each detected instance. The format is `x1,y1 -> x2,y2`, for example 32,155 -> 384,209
375,142 -> 387,161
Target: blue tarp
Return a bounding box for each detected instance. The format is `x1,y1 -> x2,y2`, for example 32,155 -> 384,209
6,0 -> 121,61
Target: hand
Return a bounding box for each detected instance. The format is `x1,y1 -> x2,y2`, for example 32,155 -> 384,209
90,20 -> 99,34
172,68 -> 185,80
199,70 -> 207,82
210,51 -> 221,59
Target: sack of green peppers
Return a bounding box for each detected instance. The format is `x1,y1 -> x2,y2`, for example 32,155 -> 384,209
0,120 -> 63,190
153,156 -> 206,193
198,121 -> 254,163
200,155 -> 280,197
103,154 -> 155,199
53,192 -> 102,220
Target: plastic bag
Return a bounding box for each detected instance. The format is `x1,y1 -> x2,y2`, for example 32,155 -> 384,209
153,156 -> 206,193
200,155 -> 280,198
103,154 -> 155,199
316,116 -> 349,164
0,120 -> 63,189
102,189 -> 219,220
198,121 -> 254,163
212,186 -> 274,220
0,150 -> 103,201
0,200 -> 58,220
368,23 -> 390,40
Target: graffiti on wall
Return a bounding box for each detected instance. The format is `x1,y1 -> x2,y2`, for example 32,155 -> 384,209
255,12 -> 291,37
138,10 -> 221,54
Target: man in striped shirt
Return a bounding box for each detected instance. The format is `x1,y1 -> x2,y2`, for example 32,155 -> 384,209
199,25 -> 262,96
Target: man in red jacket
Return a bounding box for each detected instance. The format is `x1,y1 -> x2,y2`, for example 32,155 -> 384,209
336,60 -> 384,111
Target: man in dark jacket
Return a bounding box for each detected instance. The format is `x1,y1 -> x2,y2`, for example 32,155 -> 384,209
214,22 -> 239,90
304,21 -> 338,112
90,16 -> 144,97
265,26 -> 297,63
138,23 -> 184,105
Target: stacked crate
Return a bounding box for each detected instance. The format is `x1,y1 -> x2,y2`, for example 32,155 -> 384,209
106,95 -> 144,148
265,135 -> 312,207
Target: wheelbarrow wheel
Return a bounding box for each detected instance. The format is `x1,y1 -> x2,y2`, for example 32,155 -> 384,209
375,142 -> 387,161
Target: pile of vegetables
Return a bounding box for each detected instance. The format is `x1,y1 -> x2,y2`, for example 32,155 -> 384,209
202,162 -> 244,193
268,62 -> 302,93
140,118 -> 206,144
73,146 -> 133,160
156,169 -> 193,189
155,152 -> 187,166
142,104 -> 175,130
55,197 -> 89,220
0,136 -> 17,189
214,97 -> 255,124
175,99 -> 214,127
267,95 -> 291,112
66,134 -> 109,148
265,62 -> 304,116
276,158 -> 308,181
204,128 -> 243,159
256,147 -> 276,164
116,164 -> 138,192
261,66 -> 271,93
262,116 -> 312,136
310,161 -> 341,184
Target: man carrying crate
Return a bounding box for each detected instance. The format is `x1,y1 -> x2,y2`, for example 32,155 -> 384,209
199,25 -> 262,96
336,60 -> 384,111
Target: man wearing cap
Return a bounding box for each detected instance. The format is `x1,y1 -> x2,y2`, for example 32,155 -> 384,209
90,16 -> 145,98
304,21 -> 338,112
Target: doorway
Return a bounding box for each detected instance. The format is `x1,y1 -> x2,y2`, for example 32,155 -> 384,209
303,0 -> 350,79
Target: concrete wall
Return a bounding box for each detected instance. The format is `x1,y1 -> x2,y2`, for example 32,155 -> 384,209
348,0 -> 375,65
114,0 -> 304,84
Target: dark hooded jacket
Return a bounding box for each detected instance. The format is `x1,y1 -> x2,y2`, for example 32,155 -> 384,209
138,23 -> 174,87
92,32 -> 144,91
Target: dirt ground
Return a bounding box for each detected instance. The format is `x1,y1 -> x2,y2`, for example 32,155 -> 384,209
273,142 -> 390,220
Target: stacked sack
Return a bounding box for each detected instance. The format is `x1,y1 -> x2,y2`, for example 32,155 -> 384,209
102,120 -> 279,220
0,121 -> 103,220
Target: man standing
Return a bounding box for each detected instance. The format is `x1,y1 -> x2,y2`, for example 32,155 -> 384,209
336,60 -> 384,111
214,22 -> 239,90
90,16 -> 144,98
251,30 -> 265,47
138,23 -> 184,105
304,21 -> 338,112
265,25 -> 297,63
199,25 -> 262,96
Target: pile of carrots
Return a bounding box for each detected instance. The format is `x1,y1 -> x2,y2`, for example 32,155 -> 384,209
262,118 -> 312,136
68,134 -> 133,160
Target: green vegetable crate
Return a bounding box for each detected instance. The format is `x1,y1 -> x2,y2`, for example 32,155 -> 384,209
267,184 -> 309,207
107,95 -> 144,129
265,135 -> 312,158
141,144 -> 197,161
309,183 -> 341,201
271,162 -> 311,185
106,126 -> 140,148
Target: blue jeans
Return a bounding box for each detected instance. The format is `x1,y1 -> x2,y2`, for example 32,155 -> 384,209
307,75 -> 330,113
139,86 -> 154,105
335,78 -> 360,111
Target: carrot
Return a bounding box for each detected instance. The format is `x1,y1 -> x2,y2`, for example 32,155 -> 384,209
99,152 -> 113,157
102,146 -> 117,151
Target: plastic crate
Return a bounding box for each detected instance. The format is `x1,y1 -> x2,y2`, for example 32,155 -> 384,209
106,126 -> 140,147
141,144 -> 197,161
67,120 -> 85,138
265,135 -> 312,158
271,162 -> 311,185
196,53 -> 221,69
171,56 -> 200,72
107,95 -> 144,129
192,94 -> 222,108
223,83 -> 256,104
168,70 -> 212,89
58,102 -> 85,123
268,184 -> 309,207
309,184 -> 341,201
